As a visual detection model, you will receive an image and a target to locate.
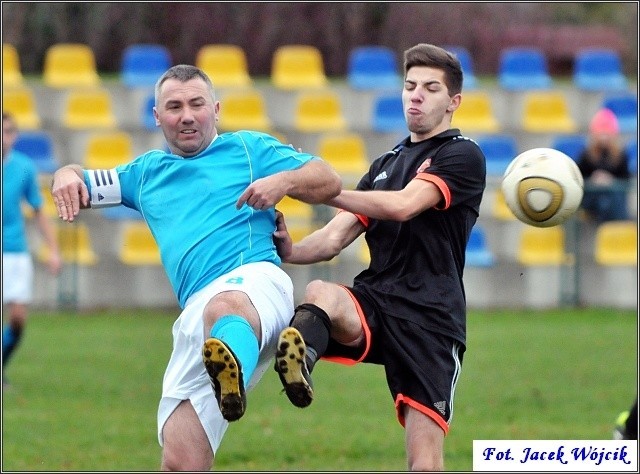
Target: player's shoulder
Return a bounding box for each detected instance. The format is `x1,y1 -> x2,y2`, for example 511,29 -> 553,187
8,149 -> 38,171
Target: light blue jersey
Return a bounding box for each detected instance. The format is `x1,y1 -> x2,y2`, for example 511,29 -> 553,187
2,150 -> 43,253
84,131 -> 317,308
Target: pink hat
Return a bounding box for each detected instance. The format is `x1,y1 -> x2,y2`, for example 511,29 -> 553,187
589,108 -> 619,134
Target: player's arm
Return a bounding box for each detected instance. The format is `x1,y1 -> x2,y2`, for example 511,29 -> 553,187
33,208 -> 62,275
51,164 -> 90,222
236,159 -> 341,210
329,178 -> 443,222
274,210 -> 364,264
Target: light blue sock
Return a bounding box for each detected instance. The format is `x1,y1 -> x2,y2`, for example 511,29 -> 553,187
210,315 -> 259,389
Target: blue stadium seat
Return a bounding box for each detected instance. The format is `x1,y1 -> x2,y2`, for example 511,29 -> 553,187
444,45 -> 478,89
466,225 -> 495,268
347,46 -> 402,90
498,47 -> 552,91
12,130 -> 59,174
121,44 -> 172,88
626,138 -> 637,175
573,48 -> 628,92
142,93 -> 157,130
550,134 -> 587,162
602,94 -> 638,134
371,94 -> 406,133
476,134 -> 518,177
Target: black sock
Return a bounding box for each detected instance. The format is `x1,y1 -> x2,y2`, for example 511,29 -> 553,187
626,398 -> 638,440
290,303 -> 331,373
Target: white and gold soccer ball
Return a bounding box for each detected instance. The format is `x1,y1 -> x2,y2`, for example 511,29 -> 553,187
501,147 -> 584,227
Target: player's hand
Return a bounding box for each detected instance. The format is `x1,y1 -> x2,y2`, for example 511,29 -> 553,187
236,175 -> 288,211
51,169 -> 89,222
273,210 -> 293,261
47,250 -> 63,276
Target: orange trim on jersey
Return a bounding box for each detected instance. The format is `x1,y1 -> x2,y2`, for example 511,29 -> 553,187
320,284 -> 372,366
395,393 -> 450,435
337,209 -> 369,228
415,172 -> 451,210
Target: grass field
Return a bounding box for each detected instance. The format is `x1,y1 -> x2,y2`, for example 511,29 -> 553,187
2,307 -> 637,471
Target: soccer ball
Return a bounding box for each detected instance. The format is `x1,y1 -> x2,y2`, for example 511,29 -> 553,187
501,147 -> 584,227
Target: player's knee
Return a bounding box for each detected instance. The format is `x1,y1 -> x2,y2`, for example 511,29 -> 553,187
304,279 -> 332,300
161,447 -> 212,472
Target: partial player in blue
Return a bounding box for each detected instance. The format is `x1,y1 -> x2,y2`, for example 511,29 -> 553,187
51,65 -> 341,471
3,112 -> 62,389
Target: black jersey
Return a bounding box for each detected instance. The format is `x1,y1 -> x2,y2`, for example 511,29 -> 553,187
352,129 -> 486,345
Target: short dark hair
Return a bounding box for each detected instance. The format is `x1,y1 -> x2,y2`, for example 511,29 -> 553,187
403,43 -> 463,96
154,64 -> 216,104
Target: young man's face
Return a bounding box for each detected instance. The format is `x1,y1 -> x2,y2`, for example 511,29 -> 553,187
402,66 -> 460,141
154,78 -> 220,157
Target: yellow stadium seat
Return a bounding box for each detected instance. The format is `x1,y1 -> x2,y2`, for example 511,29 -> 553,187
357,237 -> 370,265
119,222 -> 161,266
271,45 -> 328,90
43,43 -> 100,88
196,44 -> 252,88
2,86 -> 41,129
218,89 -> 271,132
521,91 -> 577,133
275,196 -> 316,242
62,88 -> 117,129
38,222 -> 98,265
83,130 -> 133,169
492,188 -> 517,221
517,225 -> 572,266
594,221 -> 637,266
294,90 -> 347,133
451,91 -> 500,133
3,43 -> 24,87
316,132 -> 369,185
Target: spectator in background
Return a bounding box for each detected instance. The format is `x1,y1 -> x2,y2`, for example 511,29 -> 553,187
2,112 -> 62,389
577,108 -> 630,223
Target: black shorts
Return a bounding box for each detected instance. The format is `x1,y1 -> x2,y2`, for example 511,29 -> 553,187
321,285 -> 466,434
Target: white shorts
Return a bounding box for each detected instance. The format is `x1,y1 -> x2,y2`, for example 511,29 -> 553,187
157,261 -> 294,453
3,253 -> 34,304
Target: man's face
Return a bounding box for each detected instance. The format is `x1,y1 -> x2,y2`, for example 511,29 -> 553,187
2,118 -> 18,159
402,66 -> 459,141
154,78 -> 220,157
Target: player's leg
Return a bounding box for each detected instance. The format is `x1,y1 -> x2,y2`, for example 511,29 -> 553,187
274,280 -> 364,407
404,406 -> 445,471
161,400 -> 213,471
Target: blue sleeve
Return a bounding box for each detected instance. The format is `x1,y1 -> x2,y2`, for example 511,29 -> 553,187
24,157 -> 43,211
247,132 -> 318,178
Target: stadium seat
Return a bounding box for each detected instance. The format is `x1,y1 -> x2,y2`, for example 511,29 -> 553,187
626,138 -> 637,175
22,182 -> 58,219
275,196 -> 316,242
517,226 -> 571,266
444,45 -> 478,89
293,90 -> 347,133
119,221 -> 161,266
83,130 -> 134,169
601,94 -> 638,134
492,188 -> 517,221
346,46 -> 402,90
3,43 -> 23,87
62,88 -> 117,129
498,47 -> 552,91
38,222 -> 98,265
271,45 -> 328,90
196,44 -> 252,88
43,43 -> 100,88
120,43 -> 172,88
573,48 -> 628,92
316,132 -> 370,187
13,130 -> 60,174
465,224 -> 495,267
371,93 -> 406,133
2,85 -> 41,130
140,93 -> 157,131
217,89 -> 272,132
476,134 -> 518,177
521,91 -> 576,134
550,134 -> 587,162
451,91 -> 500,133
594,221 -> 637,266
